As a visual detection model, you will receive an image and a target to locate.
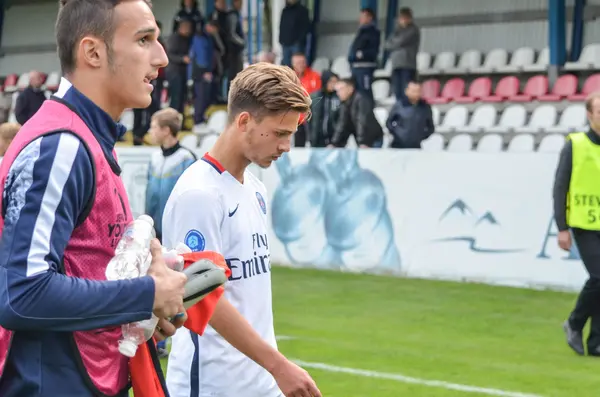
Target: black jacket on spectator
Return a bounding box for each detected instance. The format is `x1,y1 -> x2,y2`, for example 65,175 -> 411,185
165,33 -> 192,79
173,0 -> 203,33
15,87 -> 46,125
279,2 -> 310,48
386,98 -> 434,149
226,9 -> 245,55
331,91 -> 383,147
309,71 -> 340,147
348,22 -> 380,67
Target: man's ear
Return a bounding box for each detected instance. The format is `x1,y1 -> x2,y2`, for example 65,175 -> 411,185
79,36 -> 105,69
236,112 -> 251,132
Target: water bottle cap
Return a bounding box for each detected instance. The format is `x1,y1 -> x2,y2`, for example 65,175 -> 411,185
138,215 -> 154,226
118,339 -> 138,357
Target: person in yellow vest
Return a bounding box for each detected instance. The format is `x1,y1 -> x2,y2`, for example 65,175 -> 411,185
554,92 -> 600,356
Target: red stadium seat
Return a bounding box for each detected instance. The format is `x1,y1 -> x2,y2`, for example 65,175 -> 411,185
568,73 -> 600,101
538,74 -> 577,101
454,77 -> 491,103
509,75 -> 548,102
429,78 -> 465,104
481,76 -> 519,102
2,74 -> 18,92
421,79 -> 441,103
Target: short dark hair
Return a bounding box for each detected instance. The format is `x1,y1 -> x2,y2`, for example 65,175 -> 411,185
152,108 -> 183,136
339,78 -> 355,88
399,7 -> 413,18
292,52 -> 306,58
361,8 -> 375,19
56,0 -> 152,75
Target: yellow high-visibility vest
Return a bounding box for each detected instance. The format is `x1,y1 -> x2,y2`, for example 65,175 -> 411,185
567,132 -> 600,230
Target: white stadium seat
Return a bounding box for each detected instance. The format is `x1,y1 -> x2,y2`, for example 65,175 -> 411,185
462,104 -> 496,133
487,104 -> 527,133
507,134 -> 535,152
538,134 -> 566,152
498,47 -> 535,73
374,59 -> 393,79
445,49 -> 482,74
476,133 -> 503,152
422,51 -> 455,75
446,134 -> 473,152
420,133 -> 444,151
417,52 -> 432,72
372,80 -> 394,106
523,47 -> 549,72
515,104 -> 557,134
545,104 -> 587,134
432,106 -> 441,126
436,106 -> 468,134
564,44 -> 600,71
331,57 -> 351,79
471,48 -> 508,74
311,57 -> 330,74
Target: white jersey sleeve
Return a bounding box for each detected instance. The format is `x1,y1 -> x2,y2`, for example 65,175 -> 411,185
162,187 -> 224,253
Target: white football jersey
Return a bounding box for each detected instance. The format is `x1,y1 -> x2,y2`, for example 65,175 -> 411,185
163,154 -> 281,397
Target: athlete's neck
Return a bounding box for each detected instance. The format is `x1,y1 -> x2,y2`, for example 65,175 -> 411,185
67,74 -> 125,121
209,130 -> 250,183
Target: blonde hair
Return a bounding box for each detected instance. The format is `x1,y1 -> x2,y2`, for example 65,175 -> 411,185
0,122 -> 20,143
151,107 -> 183,136
227,62 -> 312,123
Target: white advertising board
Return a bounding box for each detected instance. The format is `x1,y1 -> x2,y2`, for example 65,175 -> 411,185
116,147 -> 587,292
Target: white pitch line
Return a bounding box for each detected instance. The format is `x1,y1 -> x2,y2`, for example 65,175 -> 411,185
293,360 -> 545,397
275,335 -> 297,341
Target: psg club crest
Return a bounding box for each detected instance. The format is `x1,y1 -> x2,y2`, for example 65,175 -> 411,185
256,192 -> 266,214
185,229 -> 206,252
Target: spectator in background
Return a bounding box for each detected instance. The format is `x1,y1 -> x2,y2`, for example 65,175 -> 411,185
166,19 -> 193,114
257,50 -> 276,63
225,0 -> 246,92
330,78 -> 383,148
348,8 -> 380,101
173,0 -> 204,33
385,7 -> 420,101
14,71 -> 46,125
212,0 -> 232,102
292,52 -> 320,147
0,122 -> 20,165
133,20 -> 167,145
386,81 -> 433,149
189,20 -> 220,126
279,0 -> 310,67
309,71 -> 340,147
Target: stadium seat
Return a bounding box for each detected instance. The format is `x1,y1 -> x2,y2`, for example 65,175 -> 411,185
462,104 -> 496,133
476,133 -> 503,152
421,79 -> 441,102
120,109 -> 134,131
445,49 -> 482,74
331,57 -> 351,78
538,74 -> 577,102
372,80 -> 391,104
431,106 -> 441,126
447,134 -> 473,152
2,74 -> 18,93
429,78 -> 464,104
498,47 -> 535,73
509,75 -> 548,102
454,77 -> 491,103
564,44 -> 600,71
16,73 -> 30,91
436,106 -> 468,133
421,133 -> 444,151
507,134 -> 535,152
481,76 -> 519,102
417,52 -> 432,72
487,104 -> 527,133
373,107 -> 389,131
311,57 -> 330,74
545,104 -> 587,134
515,104 -> 557,134
44,71 -> 61,92
180,134 -> 198,148
568,74 -> 600,101
471,48 -> 508,74
538,134 -> 566,152
422,51 -> 455,75
374,59 -> 392,79
523,47 -> 549,72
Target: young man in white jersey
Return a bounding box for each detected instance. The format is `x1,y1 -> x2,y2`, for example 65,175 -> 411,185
162,63 -> 321,397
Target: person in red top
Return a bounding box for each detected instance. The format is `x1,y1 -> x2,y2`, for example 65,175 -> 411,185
291,52 -> 320,147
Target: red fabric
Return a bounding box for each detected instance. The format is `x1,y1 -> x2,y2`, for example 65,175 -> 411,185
299,67 -> 322,95
130,250 -> 230,397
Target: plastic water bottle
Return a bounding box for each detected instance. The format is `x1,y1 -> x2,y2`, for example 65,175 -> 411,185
104,215 -> 159,358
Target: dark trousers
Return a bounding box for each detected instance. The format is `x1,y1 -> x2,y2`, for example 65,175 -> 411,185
281,43 -> 303,67
294,123 -> 307,147
391,68 -> 416,101
168,75 -> 187,114
193,79 -> 214,124
569,228 -> 600,351
132,77 -> 163,144
351,67 -> 375,102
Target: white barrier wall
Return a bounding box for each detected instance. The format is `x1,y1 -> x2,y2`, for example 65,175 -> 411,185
116,147 -> 587,292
